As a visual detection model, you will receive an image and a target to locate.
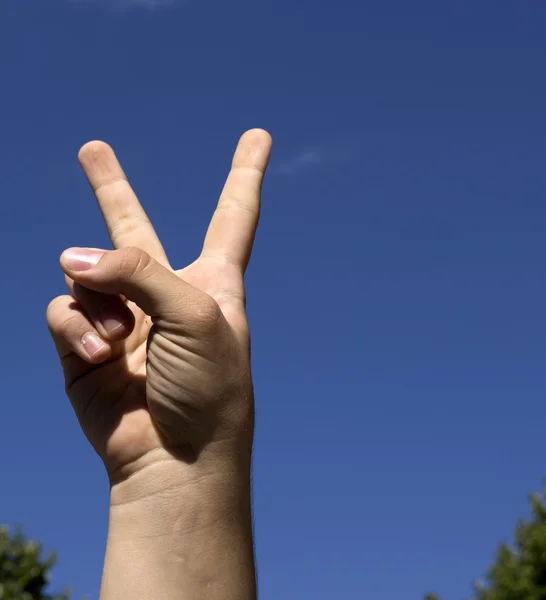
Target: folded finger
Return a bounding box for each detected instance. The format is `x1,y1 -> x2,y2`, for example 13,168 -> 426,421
47,295 -> 112,364
64,275 -> 135,341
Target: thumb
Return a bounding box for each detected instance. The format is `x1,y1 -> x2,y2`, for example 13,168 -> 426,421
60,247 -> 214,327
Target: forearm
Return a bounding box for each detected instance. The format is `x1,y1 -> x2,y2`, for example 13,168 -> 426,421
100,459 -> 256,600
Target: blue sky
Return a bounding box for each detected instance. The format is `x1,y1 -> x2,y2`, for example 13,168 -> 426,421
0,1 -> 545,598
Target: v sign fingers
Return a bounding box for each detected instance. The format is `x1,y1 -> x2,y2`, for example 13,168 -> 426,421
47,129 -> 271,491
200,129 -> 272,273
79,141 -> 171,268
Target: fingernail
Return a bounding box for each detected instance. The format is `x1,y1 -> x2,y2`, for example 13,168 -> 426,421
100,305 -> 125,336
63,248 -> 105,271
81,331 -> 108,359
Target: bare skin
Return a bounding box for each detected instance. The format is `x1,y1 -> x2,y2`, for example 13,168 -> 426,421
46,129 -> 272,599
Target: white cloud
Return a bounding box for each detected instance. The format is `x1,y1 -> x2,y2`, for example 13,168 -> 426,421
69,0 -> 177,10
273,137 -> 360,175
275,148 -> 325,175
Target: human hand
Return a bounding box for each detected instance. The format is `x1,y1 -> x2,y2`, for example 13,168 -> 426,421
47,129 -> 272,496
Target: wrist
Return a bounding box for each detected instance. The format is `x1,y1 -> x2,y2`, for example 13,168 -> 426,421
106,416 -> 254,492
108,446 -> 253,530
101,458 -> 256,600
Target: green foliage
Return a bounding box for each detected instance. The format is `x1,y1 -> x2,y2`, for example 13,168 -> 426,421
427,487 -> 546,599
0,527 -> 70,600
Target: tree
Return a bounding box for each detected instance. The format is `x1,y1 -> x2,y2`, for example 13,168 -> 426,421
0,526 -> 70,600
426,487 -> 546,599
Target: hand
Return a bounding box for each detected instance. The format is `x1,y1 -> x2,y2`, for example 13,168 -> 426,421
46,129 -> 272,494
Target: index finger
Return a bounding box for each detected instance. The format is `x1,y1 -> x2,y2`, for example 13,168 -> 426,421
78,141 -> 170,267
200,129 -> 272,272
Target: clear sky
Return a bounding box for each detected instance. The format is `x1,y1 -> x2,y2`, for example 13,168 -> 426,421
0,1 -> 545,598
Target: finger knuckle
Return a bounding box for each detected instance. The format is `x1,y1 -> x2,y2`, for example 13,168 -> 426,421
110,214 -> 153,241
194,295 -> 223,332
117,246 -> 151,280
46,296 -> 69,323
46,298 -> 83,338
58,313 -> 84,339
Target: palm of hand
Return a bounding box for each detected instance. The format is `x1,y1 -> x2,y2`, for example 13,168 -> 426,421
48,131 -> 271,482
71,259 -> 243,480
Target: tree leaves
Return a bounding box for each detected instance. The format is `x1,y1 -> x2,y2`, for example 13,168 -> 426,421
0,527 -> 70,600
427,487 -> 546,600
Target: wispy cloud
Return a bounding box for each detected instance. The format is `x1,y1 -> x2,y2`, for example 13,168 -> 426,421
69,0 -> 177,10
273,137 -> 360,176
275,148 -> 326,175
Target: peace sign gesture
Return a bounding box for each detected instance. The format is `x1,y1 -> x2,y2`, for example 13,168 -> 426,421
46,129 -> 272,493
